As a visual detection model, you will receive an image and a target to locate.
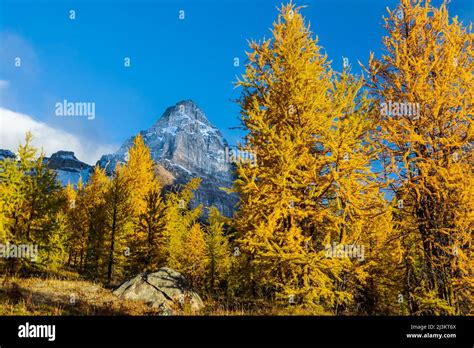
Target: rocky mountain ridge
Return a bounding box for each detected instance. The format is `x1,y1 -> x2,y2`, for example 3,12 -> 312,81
98,100 -> 237,217
0,100 -> 237,217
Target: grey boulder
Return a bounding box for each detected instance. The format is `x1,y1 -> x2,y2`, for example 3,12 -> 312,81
113,267 -> 204,314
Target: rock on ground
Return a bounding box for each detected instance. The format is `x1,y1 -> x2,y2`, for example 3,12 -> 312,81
113,267 -> 204,314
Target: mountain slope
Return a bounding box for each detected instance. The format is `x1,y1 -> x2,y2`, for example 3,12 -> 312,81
98,100 -> 237,217
0,149 -> 92,188
45,151 -> 93,187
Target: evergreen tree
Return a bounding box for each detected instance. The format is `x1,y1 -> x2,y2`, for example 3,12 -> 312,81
0,143 -> 25,245
0,135 -> 33,275
127,180 -> 167,274
80,167 -> 109,279
104,164 -> 133,284
123,134 -> 155,216
164,178 -> 202,271
365,0 -> 473,315
234,4 -> 387,312
122,134 -> 159,274
181,222 -> 208,288
0,133 -> 67,275
205,207 -> 232,293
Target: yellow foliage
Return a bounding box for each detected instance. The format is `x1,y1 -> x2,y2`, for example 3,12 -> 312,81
234,3 -> 388,313
365,0 -> 473,314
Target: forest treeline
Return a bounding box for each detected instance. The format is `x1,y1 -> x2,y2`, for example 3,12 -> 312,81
0,0 -> 472,315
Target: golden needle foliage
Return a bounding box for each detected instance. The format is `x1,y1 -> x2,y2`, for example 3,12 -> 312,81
365,0 -> 473,314
0,0 -> 471,316
234,3 -> 390,313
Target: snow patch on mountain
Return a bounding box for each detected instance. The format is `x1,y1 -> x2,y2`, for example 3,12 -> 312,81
45,151 -> 93,188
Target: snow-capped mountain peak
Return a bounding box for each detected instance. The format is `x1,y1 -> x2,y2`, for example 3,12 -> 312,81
98,100 -> 237,216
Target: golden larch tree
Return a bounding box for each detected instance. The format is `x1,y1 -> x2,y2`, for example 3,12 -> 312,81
234,3 -> 388,313
365,0 -> 473,314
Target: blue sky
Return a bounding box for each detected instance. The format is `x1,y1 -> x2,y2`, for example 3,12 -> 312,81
0,0 -> 472,163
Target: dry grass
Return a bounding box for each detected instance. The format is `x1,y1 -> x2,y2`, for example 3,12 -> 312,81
0,276 -> 320,316
198,295 -> 327,316
0,276 -> 161,315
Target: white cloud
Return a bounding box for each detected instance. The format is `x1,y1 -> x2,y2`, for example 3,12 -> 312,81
0,80 -> 9,90
0,107 -> 116,164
